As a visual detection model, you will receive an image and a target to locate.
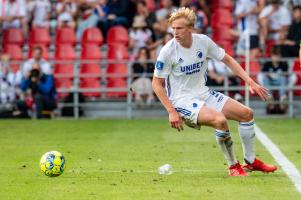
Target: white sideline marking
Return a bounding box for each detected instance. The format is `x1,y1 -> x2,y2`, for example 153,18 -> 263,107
67,169 -> 226,174
255,125 -> 301,193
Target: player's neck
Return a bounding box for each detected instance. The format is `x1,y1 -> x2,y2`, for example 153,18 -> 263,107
179,34 -> 192,49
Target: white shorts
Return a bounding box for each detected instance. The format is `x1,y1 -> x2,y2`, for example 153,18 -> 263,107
173,90 -> 229,130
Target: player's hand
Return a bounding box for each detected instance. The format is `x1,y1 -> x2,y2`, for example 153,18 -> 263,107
248,80 -> 269,101
169,110 -> 184,132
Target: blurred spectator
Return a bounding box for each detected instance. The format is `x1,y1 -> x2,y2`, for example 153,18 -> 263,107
131,47 -> 154,106
259,0 -> 291,47
129,15 -> 153,60
258,46 -> 290,113
20,57 -> 57,118
56,0 -> 78,29
0,54 -> 25,118
106,0 -> 129,27
23,46 -> 52,76
27,0 -> 51,29
0,54 -> 22,105
153,0 -> 177,41
77,0 -> 109,40
280,5 -> 301,57
207,59 -> 242,101
0,0 -> 28,36
136,1 -> 157,38
156,0 -> 177,21
234,0 -> 261,59
188,1 -> 208,34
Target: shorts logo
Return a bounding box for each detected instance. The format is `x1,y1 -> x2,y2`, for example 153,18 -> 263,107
197,51 -> 203,59
155,61 -> 165,70
176,107 -> 192,116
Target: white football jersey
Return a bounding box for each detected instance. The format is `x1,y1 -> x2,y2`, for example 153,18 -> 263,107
154,34 -> 225,102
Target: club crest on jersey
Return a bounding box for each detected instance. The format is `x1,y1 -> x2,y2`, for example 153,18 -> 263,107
155,61 -> 164,70
197,51 -> 203,59
178,58 -> 184,63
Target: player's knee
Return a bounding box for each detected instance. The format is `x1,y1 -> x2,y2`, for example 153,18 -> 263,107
241,107 -> 253,122
213,115 -> 228,130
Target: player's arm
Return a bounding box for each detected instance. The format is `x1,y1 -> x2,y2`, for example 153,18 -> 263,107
152,77 -> 183,131
222,53 -> 269,101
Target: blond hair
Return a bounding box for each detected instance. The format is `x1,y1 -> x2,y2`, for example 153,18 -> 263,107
168,7 -> 196,28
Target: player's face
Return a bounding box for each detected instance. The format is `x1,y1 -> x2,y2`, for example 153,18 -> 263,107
171,17 -> 192,46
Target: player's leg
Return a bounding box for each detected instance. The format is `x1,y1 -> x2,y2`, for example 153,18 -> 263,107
222,98 -> 277,173
221,98 -> 255,164
197,106 -> 247,176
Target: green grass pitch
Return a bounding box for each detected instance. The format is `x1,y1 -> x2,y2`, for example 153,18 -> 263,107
0,119 -> 301,200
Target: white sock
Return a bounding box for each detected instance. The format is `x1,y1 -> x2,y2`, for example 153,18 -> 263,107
239,120 -> 256,164
215,130 -> 237,166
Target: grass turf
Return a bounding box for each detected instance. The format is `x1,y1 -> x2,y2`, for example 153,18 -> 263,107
0,119 -> 300,200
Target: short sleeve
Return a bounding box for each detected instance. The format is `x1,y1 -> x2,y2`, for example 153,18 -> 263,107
153,47 -> 172,78
206,36 -> 225,61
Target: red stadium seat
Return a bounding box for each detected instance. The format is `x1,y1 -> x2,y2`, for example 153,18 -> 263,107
212,26 -> 234,42
107,26 -> 129,46
3,44 -> 23,60
106,44 -> 129,77
212,0 -> 233,11
3,28 -> 24,47
265,40 -> 276,57
29,27 -> 51,46
28,45 -> 49,60
81,27 -> 104,46
55,78 -> 73,99
80,44 -> 102,77
211,9 -> 234,28
81,44 -> 102,60
107,44 -> 129,60
54,45 -> 76,78
55,45 -> 76,60
3,44 -> 23,72
292,59 -> 301,95
55,27 -> 77,46
106,78 -> 127,97
80,78 -> 101,97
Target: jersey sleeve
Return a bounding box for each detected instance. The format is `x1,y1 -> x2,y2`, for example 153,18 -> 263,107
206,36 -> 225,61
153,46 -> 172,78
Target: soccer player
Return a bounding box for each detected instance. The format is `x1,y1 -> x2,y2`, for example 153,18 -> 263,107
152,7 -> 278,177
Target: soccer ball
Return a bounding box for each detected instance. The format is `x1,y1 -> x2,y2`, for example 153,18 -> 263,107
40,151 -> 66,177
